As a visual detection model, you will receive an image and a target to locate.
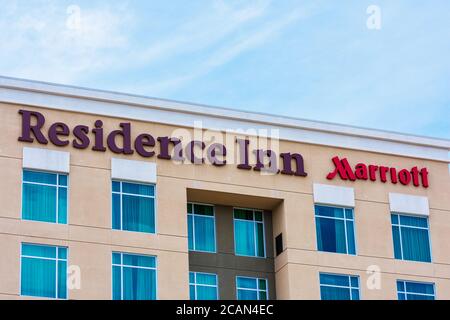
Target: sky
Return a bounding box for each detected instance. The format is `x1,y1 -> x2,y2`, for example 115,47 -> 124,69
0,0 -> 449,139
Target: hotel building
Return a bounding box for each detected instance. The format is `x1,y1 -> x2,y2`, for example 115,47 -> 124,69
0,76 -> 449,300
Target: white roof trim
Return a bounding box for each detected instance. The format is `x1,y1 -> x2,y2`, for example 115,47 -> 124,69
1,76 -> 449,162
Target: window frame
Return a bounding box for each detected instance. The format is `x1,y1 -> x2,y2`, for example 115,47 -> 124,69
20,242 -> 68,300
233,207 -> 266,258
397,280 -> 436,300
111,179 -> 157,234
319,272 -> 361,301
187,202 -> 217,253
111,251 -> 158,300
235,276 -> 269,300
21,169 -> 69,224
314,204 -> 357,255
391,212 -> 433,263
189,271 -> 219,300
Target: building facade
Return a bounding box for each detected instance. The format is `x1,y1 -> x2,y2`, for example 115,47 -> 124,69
0,76 -> 449,300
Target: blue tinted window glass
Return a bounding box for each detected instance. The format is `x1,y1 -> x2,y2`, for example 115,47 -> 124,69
58,175 -> 67,186
112,193 -> 121,230
189,285 -> 195,300
193,215 -> 216,252
57,187 -> 67,224
316,217 -> 347,253
112,253 -> 121,264
256,223 -> 265,257
400,227 -> 431,262
392,226 -> 402,259
22,244 -> 56,258
315,205 -> 344,218
122,182 -> 154,196
320,273 -> 359,301
345,209 -> 353,219
196,286 -> 217,300
396,281 -> 435,300
346,221 -> 356,255
57,260 -> 67,299
237,277 -> 257,289
320,274 -> 349,287
113,253 -> 157,300
350,276 -> 359,288
22,183 -> 57,223
122,267 -> 156,300
235,220 -> 256,256
23,170 -> 57,184
320,286 -> 351,300
391,214 -> 399,224
238,289 -> 258,300
315,205 -> 355,255
58,247 -> 67,259
20,244 -> 67,299
112,266 -> 122,300
407,294 -> 434,300
123,254 -> 156,268
392,214 -> 431,263
188,215 -> 194,250
21,257 -> 56,298
399,215 -> 428,228
196,273 -> 216,286
122,195 -> 155,233
405,282 -> 434,295
397,281 -> 405,291
112,181 -> 120,192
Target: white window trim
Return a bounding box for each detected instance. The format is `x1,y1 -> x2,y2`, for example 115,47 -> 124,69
397,280 -> 436,300
111,252 -> 158,300
187,202 -> 217,253
21,169 -> 69,225
391,213 -> 432,263
112,180 -> 157,234
319,272 -> 360,300
314,205 -> 357,256
236,276 -> 269,300
189,271 -> 219,300
20,243 -> 68,300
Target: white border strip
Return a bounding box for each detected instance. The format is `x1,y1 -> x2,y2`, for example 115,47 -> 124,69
389,193 -> 429,216
313,183 -> 355,207
2,76 -> 449,162
23,147 -> 70,173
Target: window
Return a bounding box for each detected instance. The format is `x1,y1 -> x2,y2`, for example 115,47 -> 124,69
112,252 -> 157,300
21,243 -> 67,299
233,208 -> 265,257
236,276 -> 268,300
391,214 -> 431,262
187,203 -> 216,252
397,280 -> 435,300
315,205 -> 356,255
112,181 -> 156,234
189,272 -> 218,300
319,273 -> 360,300
22,170 -> 68,224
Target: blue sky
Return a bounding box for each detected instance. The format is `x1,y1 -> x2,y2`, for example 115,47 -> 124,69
1,0 -> 449,139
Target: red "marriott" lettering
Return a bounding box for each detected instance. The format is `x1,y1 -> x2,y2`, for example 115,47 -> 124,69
326,156 -> 429,188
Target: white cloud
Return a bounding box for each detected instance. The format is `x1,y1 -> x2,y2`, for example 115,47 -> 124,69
120,5 -> 310,95
0,1 -> 132,83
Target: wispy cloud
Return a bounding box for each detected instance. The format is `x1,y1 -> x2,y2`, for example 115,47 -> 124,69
0,1 -> 132,83
0,0 -> 448,139
119,4 -> 312,95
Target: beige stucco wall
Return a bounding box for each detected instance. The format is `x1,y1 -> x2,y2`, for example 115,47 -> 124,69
0,102 -> 449,299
